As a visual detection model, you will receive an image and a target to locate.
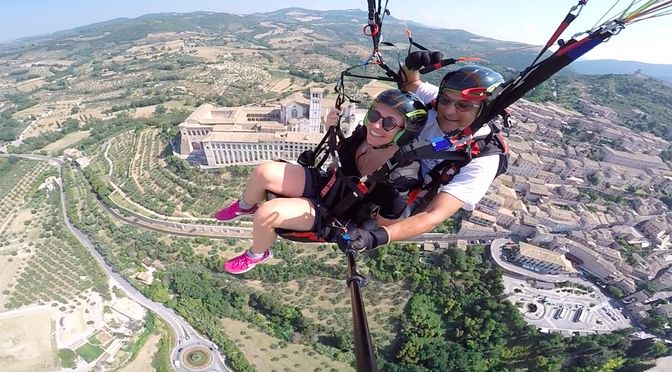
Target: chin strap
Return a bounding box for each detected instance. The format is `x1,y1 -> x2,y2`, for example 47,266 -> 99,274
371,143 -> 394,150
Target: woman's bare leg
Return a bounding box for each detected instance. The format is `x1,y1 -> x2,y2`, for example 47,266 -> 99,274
250,197 -> 316,254
241,162 -> 307,205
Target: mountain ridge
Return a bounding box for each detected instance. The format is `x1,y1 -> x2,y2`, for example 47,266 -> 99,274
573,59 -> 672,83
0,8 -> 544,72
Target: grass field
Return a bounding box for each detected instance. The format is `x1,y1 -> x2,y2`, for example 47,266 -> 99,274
222,317 -> 353,372
0,159 -> 52,308
361,80 -> 396,99
268,78 -> 292,93
106,128 -> 244,217
15,77 -> 45,92
4,187 -> 109,310
119,333 -> 161,372
41,130 -> 91,153
76,342 -> 105,363
58,348 -> 77,368
15,100 -> 81,139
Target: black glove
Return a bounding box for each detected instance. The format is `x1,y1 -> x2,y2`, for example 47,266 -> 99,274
404,50 -> 443,71
342,227 -> 390,252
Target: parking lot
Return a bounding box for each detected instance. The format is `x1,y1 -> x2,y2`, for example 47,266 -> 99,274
503,274 -> 633,335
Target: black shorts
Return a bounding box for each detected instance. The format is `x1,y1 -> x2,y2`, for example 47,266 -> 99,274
302,167 -> 329,199
276,167 -> 379,242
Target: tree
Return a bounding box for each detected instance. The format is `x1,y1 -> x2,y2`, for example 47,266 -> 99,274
640,281 -> 657,292
155,105 -> 167,115
146,281 -> 171,303
661,147 -> 672,162
643,314 -> 667,331
607,285 -> 624,298
661,195 -> 672,209
650,341 -> 668,358
587,173 -> 601,185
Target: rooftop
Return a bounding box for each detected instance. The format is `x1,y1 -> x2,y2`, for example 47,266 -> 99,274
603,146 -> 665,166
517,242 -> 576,272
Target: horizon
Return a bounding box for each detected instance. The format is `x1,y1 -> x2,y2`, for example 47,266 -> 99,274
1,1 -> 671,65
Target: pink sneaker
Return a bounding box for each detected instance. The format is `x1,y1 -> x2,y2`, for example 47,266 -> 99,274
224,249 -> 273,274
214,200 -> 258,221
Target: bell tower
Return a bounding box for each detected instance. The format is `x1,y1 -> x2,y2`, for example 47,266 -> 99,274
309,87 -> 323,133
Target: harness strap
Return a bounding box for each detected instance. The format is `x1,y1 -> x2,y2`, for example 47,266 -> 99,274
408,122 -> 510,214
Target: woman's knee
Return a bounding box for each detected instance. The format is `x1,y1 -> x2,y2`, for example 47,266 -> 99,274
254,200 -> 281,226
254,198 -> 315,230
250,162 -> 277,184
256,162 -> 306,195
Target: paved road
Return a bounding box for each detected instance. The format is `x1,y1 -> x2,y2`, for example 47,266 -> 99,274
2,153 -> 230,372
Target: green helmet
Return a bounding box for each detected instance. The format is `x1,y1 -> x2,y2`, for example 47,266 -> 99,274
372,89 -> 428,146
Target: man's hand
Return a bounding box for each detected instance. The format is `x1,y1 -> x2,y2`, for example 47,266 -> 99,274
404,50 -> 443,71
399,50 -> 443,91
326,107 -> 341,128
342,227 -> 389,252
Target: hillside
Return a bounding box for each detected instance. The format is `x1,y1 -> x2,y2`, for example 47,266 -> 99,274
573,59 -> 672,83
526,73 -> 672,140
1,9 -> 542,70
0,8 -> 549,144
1,8 -> 670,145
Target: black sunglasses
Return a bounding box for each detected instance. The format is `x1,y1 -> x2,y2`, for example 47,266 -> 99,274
367,108 -> 400,132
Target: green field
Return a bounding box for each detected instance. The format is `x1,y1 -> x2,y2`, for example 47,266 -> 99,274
58,348 -> 77,368
76,343 -> 104,363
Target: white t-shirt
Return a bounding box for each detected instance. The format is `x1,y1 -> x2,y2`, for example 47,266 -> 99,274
413,82 -> 501,211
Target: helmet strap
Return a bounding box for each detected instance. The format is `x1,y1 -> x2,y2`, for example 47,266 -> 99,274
392,129 -> 406,145
372,143 -> 394,149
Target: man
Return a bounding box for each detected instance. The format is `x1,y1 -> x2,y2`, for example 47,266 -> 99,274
346,51 -> 508,251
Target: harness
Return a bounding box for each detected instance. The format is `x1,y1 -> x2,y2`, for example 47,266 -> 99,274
408,122 -> 509,214
276,120 -> 509,243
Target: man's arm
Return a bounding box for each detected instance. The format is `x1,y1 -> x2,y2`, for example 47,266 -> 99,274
346,192 -> 463,251
399,65 -> 423,93
382,192 -> 464,241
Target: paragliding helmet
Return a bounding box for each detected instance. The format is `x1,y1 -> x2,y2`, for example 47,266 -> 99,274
439,65 -> 504,103
369,89 -> 428,146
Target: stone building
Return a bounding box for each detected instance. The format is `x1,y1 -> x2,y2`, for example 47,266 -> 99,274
176,91 -> 329,167
510,242 -> 575,275
601,147 -> 668,170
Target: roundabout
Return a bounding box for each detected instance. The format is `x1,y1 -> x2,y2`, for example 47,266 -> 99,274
182,346 -> 213,370
522,300 -> 546,321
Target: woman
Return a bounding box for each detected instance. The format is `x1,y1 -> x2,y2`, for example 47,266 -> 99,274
215,89 -> 428,274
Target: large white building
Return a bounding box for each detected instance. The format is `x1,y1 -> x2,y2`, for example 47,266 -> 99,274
511,242 -> 576,275
201,132 -> 324,166
601,146 -> 668,170
176,92 -> 334,167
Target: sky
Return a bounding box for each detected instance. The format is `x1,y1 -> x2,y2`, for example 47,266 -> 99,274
1,0 -> 670,64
